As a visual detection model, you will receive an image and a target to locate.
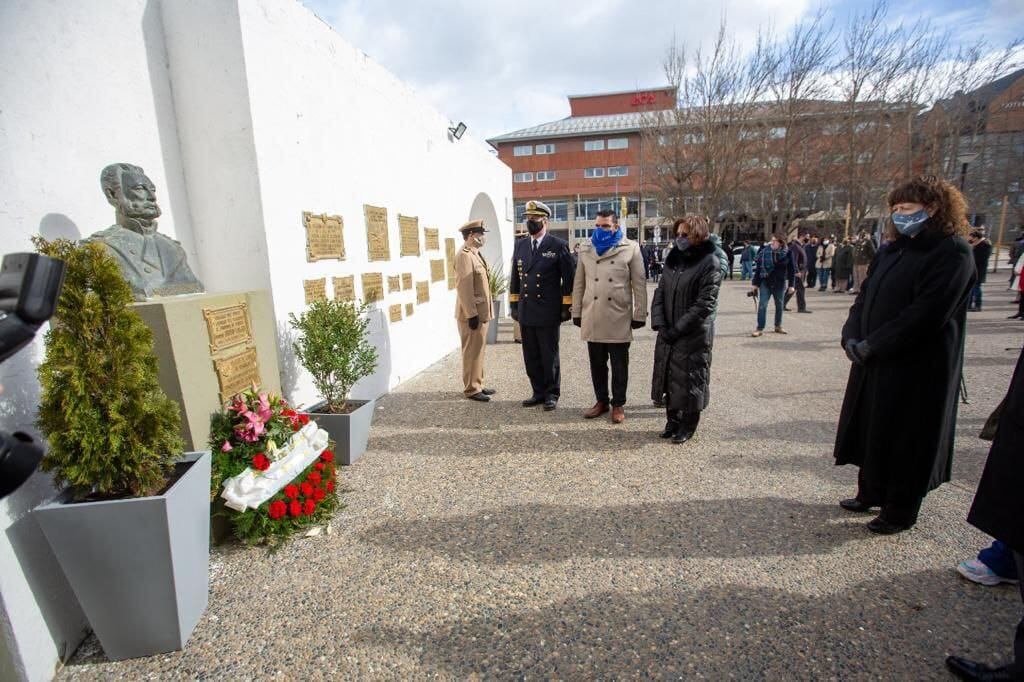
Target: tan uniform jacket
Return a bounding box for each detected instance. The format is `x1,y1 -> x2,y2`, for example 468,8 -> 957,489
570,237 -> 647,343
454,245 -> 492,322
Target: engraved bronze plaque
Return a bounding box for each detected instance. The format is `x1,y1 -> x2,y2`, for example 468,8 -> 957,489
416,281 -> 430,304
445,238 -> 457,290
388,304 -> 402,323
361,273 -> 384,303
387,275 -> 402,293
214,348 -> 261,402
203,302 -> 252,353
333,275 -> 355,302
401,273 -> 413,290
430,259 -> 445,283
303,211 -> 345,261
364,205 -> 391,262
405,302 -> 414,317
303,278 -> 327,304
398,214 -> 420,257
423,227 -> 440,251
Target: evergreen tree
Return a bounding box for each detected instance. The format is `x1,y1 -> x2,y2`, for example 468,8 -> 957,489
33,237 -> 182,499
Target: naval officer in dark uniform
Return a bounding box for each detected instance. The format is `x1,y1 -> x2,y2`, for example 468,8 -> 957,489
509,200 -> 575,410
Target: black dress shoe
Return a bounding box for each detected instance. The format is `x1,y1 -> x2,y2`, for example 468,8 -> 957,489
946,655 -> 1016,681
659,421 -> 680,438
866,516 -> 912,535
543,399 -> 558,411
839,498 -> 874,513
467,392 -> 490,402
481,388 -> 496,395
797,309 -> 813,314
522,396 -> 544,407
671,429 -> 694,444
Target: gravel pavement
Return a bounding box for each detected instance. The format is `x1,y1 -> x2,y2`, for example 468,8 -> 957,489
61,278 -> 1024,680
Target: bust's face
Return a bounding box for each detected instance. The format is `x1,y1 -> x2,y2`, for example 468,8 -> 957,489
116,171 -> 161,222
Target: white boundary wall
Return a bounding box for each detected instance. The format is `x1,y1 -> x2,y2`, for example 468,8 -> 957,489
0,0 -> 512,678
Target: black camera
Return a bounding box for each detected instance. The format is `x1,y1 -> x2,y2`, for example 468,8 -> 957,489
0,253 -> 66,499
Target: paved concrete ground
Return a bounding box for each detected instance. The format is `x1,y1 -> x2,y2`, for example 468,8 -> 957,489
63,277 -> 1023,680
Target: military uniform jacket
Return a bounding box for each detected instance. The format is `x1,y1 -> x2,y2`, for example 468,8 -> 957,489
87,225 -> 203,299
454,245 -> 492,322
509,233 -> 575,326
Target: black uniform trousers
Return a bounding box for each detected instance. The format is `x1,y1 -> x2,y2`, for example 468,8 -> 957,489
521,324 -> 561,400
784,274 -> 807,311
587,342 -> 630,406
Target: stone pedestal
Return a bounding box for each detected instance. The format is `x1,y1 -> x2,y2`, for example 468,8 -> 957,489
134,291 -> 281,451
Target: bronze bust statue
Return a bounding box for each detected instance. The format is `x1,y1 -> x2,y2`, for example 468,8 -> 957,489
87,163 -> 204,300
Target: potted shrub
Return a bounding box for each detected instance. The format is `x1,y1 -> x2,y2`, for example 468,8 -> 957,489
486,265 -> 509,345
31,238 -> 210,661
288,298 -> 378,465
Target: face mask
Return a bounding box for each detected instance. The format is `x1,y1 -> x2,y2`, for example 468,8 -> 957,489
823,240 -> 830,246
526,219 -> 544,235
674,237 -> 690,251
892,209 -> 929,237
473,234 -> 485,247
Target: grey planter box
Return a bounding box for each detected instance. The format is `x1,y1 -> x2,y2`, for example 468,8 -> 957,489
309,399 -> 376,465
35,451 -> 211,661
486,300 -> 502,345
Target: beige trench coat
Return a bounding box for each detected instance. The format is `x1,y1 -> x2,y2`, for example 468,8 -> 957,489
454,245 -> 492,321
570,237 -> 647,343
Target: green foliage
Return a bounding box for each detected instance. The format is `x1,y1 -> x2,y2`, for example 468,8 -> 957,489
487,264 -> 509,298
288,299 -> 378,413
33,237 -> 182,500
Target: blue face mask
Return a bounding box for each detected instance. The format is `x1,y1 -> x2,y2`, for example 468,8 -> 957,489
892,209 -> 929,237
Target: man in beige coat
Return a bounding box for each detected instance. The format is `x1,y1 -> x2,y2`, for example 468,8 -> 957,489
454,220 -> 494,402
570,210 -> 647,423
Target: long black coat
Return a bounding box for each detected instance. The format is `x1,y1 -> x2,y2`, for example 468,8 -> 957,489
834,230 -> 975,499
968,347 -> 1024,553
651,240 -> 722,413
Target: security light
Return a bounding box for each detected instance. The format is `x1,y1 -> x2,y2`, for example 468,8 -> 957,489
449,122 -> 467,140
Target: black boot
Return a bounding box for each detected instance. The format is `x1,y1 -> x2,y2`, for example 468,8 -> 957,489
660,408 -> 680,438
672,411 -> 700,444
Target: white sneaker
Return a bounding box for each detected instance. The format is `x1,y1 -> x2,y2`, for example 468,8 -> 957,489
956,559 -> 1019,586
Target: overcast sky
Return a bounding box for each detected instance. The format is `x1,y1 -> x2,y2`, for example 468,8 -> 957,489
300,0 -> 1023,144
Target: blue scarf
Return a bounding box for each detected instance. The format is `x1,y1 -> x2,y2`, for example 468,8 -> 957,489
591,228 -> 622,256
758,246 -> 787,274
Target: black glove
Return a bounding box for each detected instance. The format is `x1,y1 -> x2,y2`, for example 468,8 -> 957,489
560,304 -> 572,322
849,339 -> 872,365
573,317 -> 582,327
661,327 -> 680,344
468,315 -> 479,330
510,302 -> 518,321
631,319 -> 645,330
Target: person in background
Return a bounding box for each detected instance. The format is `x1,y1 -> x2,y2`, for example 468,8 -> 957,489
851,230 -> 876,294
957,539 -> 1020,586
751,233 -> 795,337
784,234 -> 811,313
725,240 -> 735,280
572,243 -> 581,267
1010,257 -> 1024,320
651,216 -> 722,444
739,240 -> 755,280
834,175 -> 975,534
804,235 -> 819,290
1008,232 -> 1024,292
967,228 -> 992,312
816,237 -> 836,291
833,237 -> 855,294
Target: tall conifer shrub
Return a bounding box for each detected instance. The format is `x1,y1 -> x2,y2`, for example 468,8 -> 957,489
33,237 -> 182,500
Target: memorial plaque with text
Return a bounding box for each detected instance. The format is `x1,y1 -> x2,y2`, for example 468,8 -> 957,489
364,205 -> 391,262
333,275 -> 355,302
416,281 -> 430,304
430,259 -> 445,283
424,227 -> 440,251
405,302 -> 414,317
303,278 -> 327,304
389,304 -> 402,323
398,214 -> 420,257
203,302 -> 253,353
303,211 -> 346,261
361,273 -> 384,303
387,275 -> 401,293
445,238 -> 457,289
214,348 -> 262,402
401,273 -> 413,290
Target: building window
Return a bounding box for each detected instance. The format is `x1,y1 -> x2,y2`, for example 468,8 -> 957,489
535,143 -> 556,155
607,166 -> 629,177
575,197 -> 616,220
766,156 -> 783,168
607,138 -> 629,150
643,199 -> 660,217
573,228 -> 591,239
514,202 -> 527,222
657,163 -> 673,175
657,135 -> 669,146
536,170 -> 556,181
854,122 -> 876,133
856,152 -> 872,164
738,129 -> 759,141
548,200 -> 569,222
584,167 -> 606,178
682,132 -> 704,144
742,157 -> 760,169
513,145 -> 533,156
513,172 -> 534,182
767,127 -> 787,139
584,140 -> 605,152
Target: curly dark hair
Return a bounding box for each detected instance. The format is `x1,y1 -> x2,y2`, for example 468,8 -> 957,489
885,175 -> 969,239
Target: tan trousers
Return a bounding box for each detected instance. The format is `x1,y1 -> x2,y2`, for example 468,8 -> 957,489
458,319 -> 487,396
853,264 -> 869,292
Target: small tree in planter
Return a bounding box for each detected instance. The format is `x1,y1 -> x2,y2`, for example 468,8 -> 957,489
288,298 -> 378,464
31,237 -> 211,661
486,265 -> 509,344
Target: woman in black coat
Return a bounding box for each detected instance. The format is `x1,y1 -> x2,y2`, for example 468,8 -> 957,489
651,216 -> 723,444
834,175 -> 975,534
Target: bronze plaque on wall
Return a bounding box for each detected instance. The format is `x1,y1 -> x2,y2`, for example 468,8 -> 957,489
214,348 -> 262,402
303,278 -> 327,304
401,273 -> 413,290
405,302 -> 414,317
423,228 -> 440,251
388,304 -> 402,323
303,212 -> 345,261
333,275 -> 355,302
416,281 -> 430,304
203,302 -> 253,353
387,275 -> 402,293
430,259 -> 445,283
361,273 -> 384,303
364,205 -> 391,262
445,238 -> 457,290
398,214 -> 420,257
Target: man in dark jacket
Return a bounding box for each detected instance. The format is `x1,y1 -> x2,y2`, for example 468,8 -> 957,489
804,235 -> 819,292
784,236 -> 811,313
967,229 -> 993,311
851,231 -> 877,294
946,347 -> 1024,681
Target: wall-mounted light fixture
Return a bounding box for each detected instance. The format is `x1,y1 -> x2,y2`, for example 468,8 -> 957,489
448,122 -> 467,140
